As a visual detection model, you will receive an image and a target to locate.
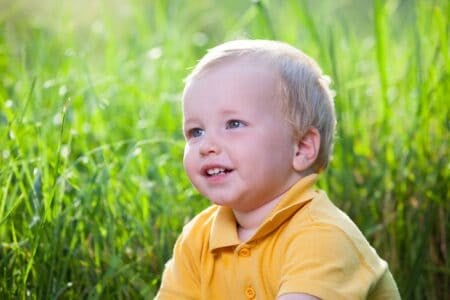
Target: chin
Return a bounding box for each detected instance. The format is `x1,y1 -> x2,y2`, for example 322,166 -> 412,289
210,198 -> 231,206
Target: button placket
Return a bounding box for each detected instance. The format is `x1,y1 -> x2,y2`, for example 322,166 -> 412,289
245,286 -> 256,299
238,246 -> 251,257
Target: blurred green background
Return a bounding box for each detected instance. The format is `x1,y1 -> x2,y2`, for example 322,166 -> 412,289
0,0 -> 448,298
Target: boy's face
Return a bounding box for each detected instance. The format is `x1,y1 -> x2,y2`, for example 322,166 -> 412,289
182,58 -> 303,212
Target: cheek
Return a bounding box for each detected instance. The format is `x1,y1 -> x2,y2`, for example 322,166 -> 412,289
183,145 -> 196,178
262,132 -> 295,167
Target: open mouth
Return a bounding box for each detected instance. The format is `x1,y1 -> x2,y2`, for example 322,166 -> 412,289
205,167 -> 233,177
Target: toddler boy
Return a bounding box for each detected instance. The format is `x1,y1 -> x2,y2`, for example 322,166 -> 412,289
156,40 -> 400,299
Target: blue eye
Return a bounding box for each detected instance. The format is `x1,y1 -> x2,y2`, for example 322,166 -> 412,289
226,120 -> 245,129
187,128 -> 204,138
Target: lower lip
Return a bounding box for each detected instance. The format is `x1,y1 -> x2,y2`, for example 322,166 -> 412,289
205,171 -> 232,183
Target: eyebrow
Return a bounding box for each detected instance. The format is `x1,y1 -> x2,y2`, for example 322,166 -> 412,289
183,106 -> 246,127
220,108 -> 239,114
182,118 -> 200,131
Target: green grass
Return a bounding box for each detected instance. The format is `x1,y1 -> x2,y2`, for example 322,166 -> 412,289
0,0 -> 448,298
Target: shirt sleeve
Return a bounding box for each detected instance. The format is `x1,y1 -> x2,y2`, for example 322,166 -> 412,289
155,227 -> 201,300
278,224 -> 385,300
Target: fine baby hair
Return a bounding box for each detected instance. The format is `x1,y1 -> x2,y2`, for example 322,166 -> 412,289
184,39 -> 336,173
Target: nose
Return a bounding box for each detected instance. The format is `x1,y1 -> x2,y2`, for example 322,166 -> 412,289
199,134 -> 220,156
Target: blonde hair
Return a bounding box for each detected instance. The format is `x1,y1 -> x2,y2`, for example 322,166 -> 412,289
184,39 -> 336,172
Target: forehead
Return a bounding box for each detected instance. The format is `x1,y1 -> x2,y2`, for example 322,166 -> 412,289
183,57 -> 282,106
189,55 -> 277,83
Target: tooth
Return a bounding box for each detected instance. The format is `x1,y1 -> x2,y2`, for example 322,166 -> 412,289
207,168 -> 225,175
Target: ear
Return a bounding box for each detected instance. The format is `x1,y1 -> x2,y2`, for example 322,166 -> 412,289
292,127 -> 320,172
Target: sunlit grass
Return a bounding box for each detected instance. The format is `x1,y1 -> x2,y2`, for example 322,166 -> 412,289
0,0 -> 448,298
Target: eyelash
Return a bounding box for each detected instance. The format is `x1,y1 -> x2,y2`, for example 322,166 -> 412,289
186,128 -> 204,138
185,120 -> 246,139
226,119 -> 246,129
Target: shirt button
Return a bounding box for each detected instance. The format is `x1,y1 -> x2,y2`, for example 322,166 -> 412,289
245,286 -> 256,299
238,247 -> 251,257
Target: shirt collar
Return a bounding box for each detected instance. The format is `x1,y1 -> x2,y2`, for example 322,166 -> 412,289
209,174 -> 319,251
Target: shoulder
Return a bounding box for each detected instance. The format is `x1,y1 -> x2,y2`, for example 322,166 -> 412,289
157,207 -> 219,299
277,191 -> 389,297
287,191 -> 375,247
178,205 -> 219,245
164,205 -> 219,281
287,191 -> 387,272
183,205 -> 219,231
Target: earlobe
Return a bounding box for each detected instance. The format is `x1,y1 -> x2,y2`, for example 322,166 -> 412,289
292,127 -> 320,172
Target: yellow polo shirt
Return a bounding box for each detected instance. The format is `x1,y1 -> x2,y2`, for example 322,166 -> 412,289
156,174 -> 400,299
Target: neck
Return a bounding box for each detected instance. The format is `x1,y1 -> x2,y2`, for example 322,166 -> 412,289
233,194 -> 284,241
